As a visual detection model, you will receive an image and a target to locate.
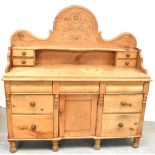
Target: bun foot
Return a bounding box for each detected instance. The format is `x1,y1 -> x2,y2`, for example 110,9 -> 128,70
10,141 -> 17,153
132,137 -> 140,148
94,139 -> 101,150
52,140 -> 59,152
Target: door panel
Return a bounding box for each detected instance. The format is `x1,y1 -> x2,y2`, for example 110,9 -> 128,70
59,95 -> 97,137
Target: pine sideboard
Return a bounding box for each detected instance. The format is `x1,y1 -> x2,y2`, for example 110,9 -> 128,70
3,5 -> 151,153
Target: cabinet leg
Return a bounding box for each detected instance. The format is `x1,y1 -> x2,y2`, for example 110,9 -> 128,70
133,137 -> 140,148
52,140 -> 59,152
9,141 -> 17,153
94,139 -> 101,150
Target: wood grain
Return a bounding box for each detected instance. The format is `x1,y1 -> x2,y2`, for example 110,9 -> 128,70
101,114 -> 141,137
12,115 -> 54,139
11,81 -> 52,93
11,94 -> 53,114
59,95 -> 97,137
2,5 -> 151,151
104,94 -> 143,113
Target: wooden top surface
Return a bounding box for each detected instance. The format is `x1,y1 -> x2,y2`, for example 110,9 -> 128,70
3,65 -> 150,81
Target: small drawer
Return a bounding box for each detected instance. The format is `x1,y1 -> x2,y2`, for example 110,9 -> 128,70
59,82 -> 99,93
11,94 -> 53,114
12,49 -> 35,57
106,84 -> 143,94
104,94 -> 143,113
13,58 -> 35,66
101,114 -> 140,137
117,52 -> 137,59
11,81 -> 52,93
12,115 -> 54,139
116,59 -> 136,67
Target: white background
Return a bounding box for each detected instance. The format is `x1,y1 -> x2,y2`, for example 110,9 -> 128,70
0,0 -> 155,121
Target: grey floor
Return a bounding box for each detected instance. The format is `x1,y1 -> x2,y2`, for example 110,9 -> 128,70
0,107 -> 155,154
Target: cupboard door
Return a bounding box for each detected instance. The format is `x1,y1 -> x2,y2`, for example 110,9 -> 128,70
59,95 -> 97,137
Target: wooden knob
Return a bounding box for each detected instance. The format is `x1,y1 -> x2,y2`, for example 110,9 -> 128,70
120,101 -> 132,107
118,123 -> 124,128
31,124 -> 36,131
125,61 -> 129,65
126,53 -> 130,57
30,101 -> 36,107
121,101 -> 126,106
21,60 -> 26,64
22,51 -> 26,56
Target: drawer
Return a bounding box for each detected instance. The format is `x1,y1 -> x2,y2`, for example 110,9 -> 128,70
117,52 -> 137,59
12,49 -> 35,57
106,84 -> 143,94
11,81 -> 52,93
12,115 -> 53,139
116,59 -> 136,67
59,82 -> 99,93
101,114 -> 140,137
104,94 -> 143,113
13,58 -> 35,66
11,95 -> 53,114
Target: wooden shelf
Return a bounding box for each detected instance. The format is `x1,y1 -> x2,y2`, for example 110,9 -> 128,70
12,46 -> 138,52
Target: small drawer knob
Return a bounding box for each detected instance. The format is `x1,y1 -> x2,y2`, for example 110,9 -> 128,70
31,124 -> 36,131
30,101 -> 36,107
126,53 -> 130,57
121,101 -> 126,106
22,51 -> 26,56
21,60 -> 26,64
118,123 -> 124,128
125,61 -> 129,65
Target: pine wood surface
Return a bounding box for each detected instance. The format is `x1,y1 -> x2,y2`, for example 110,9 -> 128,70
3,65 -> 150,81
3,5 -> 151,152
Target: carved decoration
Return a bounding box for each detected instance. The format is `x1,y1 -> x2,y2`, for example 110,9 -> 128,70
52,6 -> 98,41
11,5 -> 137,48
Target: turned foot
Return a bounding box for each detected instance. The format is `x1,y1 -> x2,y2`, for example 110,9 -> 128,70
52,140 -> 59,152
94,139 -> 101,150
133,137 -> 140,148
9,141 -> 17,153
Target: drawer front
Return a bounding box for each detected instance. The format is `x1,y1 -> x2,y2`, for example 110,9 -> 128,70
11,82 -> 52,93
117,52 -> 137,59
12,115 -> 53,139
104,94 -> 143,113
116,59 -> 136,67
13,58 -> 35,66
106,84 -> 143,94
59,82 -> 99,93
12,49 -> 34,57
101,114 -> 140,137
11,95 -> 53,114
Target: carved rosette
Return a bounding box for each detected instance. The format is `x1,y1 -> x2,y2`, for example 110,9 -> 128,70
52,6 -> 99,41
